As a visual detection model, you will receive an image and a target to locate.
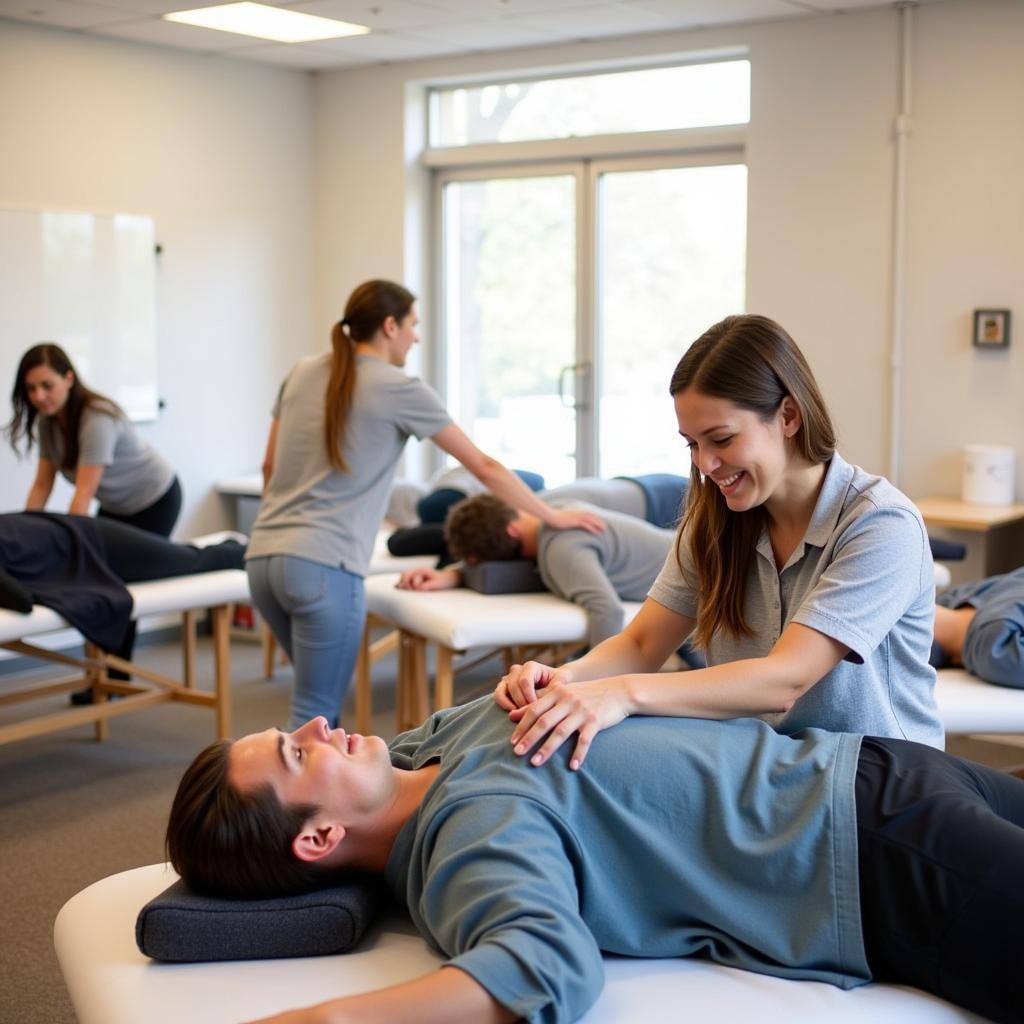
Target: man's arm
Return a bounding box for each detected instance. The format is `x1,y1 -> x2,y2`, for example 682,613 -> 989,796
243,966 -> 515,1024
397,567 -> 463,591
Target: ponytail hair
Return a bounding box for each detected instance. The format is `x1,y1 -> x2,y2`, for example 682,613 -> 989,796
324,279 -> 415,472
669,315 -> 836,649
7,343 -> 121,468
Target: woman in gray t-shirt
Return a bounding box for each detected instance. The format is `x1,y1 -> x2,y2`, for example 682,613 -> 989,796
247,279 -> 604,730
7,344 -> 180,536
496,314 -> 942,769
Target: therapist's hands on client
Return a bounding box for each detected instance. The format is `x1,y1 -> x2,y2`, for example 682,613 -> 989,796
497,661 -> 632,772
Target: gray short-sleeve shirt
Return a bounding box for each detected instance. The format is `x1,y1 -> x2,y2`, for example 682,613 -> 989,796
38,408 -> 174,515
537,500 -> 673,647
246,353 -> 452,575
649,453 -> 942,747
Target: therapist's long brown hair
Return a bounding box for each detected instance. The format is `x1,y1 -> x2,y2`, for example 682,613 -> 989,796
671,315 -> 836,650
7,343 -> 121,470
325,280 -> 415,472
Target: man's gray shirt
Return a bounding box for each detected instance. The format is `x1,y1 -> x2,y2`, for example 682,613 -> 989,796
386,695 -> 867,1024
536,501 -> 672,647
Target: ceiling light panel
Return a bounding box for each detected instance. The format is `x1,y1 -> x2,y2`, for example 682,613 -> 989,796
164,2 -> 369,42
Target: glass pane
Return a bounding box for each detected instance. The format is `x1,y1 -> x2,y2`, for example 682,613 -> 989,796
597,163 -> 747,479
443,175 -> 576,487
432,61 -> 750,147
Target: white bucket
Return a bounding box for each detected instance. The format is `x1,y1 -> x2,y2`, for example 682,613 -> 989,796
962,444 -> 1015,506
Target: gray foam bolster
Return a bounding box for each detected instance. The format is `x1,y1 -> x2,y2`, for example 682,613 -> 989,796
462,560 -> 548,594
136,879 -> 379,962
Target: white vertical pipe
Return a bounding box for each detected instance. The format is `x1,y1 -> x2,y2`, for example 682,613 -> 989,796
889,2 -> 913,484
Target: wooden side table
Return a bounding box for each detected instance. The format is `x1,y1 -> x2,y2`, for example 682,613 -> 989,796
914,496 -> 1024,581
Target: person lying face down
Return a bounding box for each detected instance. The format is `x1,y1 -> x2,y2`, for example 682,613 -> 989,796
931,566 -> 1024,688
167,696 -> 1024,1024
397,492 -> 677,649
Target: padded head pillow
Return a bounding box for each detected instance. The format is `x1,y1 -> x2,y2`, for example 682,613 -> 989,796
462,560 -> 547,595
136,878 -> 380,962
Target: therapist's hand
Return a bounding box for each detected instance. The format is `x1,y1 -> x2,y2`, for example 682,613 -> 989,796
494,660 -> 567,711
545,507 -> 605,534
508,676 -> 633,771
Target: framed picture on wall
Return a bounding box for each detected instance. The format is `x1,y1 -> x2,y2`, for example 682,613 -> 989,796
973,309 -> 1011,348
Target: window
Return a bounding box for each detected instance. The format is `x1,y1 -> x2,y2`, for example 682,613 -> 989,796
431,59 -> 749,484
430,60 -> 750,147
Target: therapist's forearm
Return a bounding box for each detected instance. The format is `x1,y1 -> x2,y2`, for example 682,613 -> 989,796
473,459 -> 563,525
558,630 -> 660,684
621,656 -> 813,720
25,483 -> 50,510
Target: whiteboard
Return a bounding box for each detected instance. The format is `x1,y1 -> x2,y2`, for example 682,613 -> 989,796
0,205 -> 159,423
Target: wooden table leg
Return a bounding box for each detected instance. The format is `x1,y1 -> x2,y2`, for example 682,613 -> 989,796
211,605 -> 231,739
261,624 -> 276,680
355,620 -> 372,736
182,610 -> 197,688
435,646 -> 454,712
85,640 -> 108,742
397,631 -> 429,732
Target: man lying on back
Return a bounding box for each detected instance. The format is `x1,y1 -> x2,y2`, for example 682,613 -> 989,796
168,695 -> 1022,1024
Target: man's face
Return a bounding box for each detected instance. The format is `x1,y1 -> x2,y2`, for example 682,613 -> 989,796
228,717 -> 394,828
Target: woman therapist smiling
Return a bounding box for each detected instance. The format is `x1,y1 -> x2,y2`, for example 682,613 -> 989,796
498,314 -> 942,768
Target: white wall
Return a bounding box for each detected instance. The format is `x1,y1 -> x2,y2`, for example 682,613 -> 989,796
903,0 -> 1024,500
312,0 -> 1024,500
0,20 -> 315,534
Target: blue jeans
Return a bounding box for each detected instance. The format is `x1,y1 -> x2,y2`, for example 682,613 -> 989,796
247,555 -> 366,729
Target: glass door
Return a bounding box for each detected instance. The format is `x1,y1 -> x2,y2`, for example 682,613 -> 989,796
592,158 -> 748,478
440,167 -> 580,486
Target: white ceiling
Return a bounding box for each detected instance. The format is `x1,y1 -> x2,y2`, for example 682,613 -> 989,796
0,0 -> 937,70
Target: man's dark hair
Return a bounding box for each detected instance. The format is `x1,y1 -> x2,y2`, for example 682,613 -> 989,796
166,739 -> 325,899
444,493 -> 521,563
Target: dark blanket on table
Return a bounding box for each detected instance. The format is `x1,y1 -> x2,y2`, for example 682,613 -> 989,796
0,512 -> 133,651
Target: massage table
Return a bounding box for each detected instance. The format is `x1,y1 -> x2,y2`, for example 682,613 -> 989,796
936,666 -> 1024,734
0,568 -> 249,747
54,862 -> 984,1024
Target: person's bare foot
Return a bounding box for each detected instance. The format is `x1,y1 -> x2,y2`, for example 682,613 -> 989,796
933,605 -> 977,666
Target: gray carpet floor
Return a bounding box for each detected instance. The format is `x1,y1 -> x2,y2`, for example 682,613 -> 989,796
0,629 -> 501,1024
2,634 -> 1022,1024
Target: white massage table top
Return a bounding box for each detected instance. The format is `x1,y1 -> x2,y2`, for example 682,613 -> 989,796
365,571 -> 642,651
0,570 -> 250,645
367,531 -> 436,575
54,863 -> 982,1024
935,666 -> 1024,734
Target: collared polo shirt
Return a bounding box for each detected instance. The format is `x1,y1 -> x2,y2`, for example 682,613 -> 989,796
649,453 -> 942,747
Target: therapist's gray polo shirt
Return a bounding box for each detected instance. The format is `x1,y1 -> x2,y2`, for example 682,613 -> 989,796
649,452 -> 942,747
247,353 -> 452,577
